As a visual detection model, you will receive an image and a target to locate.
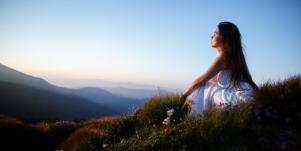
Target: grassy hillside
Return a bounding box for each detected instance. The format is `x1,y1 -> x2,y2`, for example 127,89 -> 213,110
0,75 -> 300,151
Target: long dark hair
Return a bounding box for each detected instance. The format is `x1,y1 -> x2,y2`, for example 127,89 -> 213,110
217,21 -> 258,90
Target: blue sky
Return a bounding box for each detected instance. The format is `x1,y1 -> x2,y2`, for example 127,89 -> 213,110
0,0 -> 300,89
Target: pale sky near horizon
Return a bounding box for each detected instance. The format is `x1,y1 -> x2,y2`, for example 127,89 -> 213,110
0,0 -> 300,89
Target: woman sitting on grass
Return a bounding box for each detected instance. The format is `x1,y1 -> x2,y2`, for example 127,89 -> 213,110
181,21 -> 258,117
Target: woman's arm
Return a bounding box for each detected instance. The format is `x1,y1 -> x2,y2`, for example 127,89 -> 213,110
182,54 -> 225,98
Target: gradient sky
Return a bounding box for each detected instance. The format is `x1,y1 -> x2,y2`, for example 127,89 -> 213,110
0,0 -> 300,89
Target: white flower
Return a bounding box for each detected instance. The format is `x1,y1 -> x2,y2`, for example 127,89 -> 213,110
102,143 -> 109,148
162,117 -> 170,126
167,108 -> 174,117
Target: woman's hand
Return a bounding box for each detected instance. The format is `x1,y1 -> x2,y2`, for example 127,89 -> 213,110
183,99 -> 192,111
180,93 -> 188,104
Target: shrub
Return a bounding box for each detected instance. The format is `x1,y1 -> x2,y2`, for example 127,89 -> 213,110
254,75 -> 301,126
104,115 -> 137,141
61,127 -> 108,151
108,103 -> 256,151
136,93 -> 187,127
34,121 -> 80,149
0,116 -> 51,151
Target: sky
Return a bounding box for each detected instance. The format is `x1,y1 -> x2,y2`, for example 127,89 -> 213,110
0,0 -> 300,90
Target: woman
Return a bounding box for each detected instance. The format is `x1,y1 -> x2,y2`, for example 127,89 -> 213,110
181,21 -> 258,117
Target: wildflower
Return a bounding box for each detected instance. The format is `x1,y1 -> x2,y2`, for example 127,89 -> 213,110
102,143 -> 109,148
55,120 -> 67,125
162,117 -> 170,126
163,108 -> 175,131
167,108 -> 174,117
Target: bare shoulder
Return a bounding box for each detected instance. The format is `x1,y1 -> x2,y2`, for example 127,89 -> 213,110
217,52 -> 227,62
212,53 -> 226,67
204,54 -> 226,78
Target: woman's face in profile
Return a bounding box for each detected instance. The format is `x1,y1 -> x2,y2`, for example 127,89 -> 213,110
211,27 -> 223,48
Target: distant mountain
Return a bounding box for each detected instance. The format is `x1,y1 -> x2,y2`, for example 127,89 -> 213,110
103,87 -> 168,100
47,78 -> 170,90
74,87 -> 143,113
46,77 -> 182,99
0,81 -> 114,120
0,63 -> 58,92
0,63 -> 144,119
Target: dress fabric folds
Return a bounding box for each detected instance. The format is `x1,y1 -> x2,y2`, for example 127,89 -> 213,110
187,70 -> 254,117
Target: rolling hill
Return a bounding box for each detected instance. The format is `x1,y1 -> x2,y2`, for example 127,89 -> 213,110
0,63 -> 144,120
0,81 -> 114,120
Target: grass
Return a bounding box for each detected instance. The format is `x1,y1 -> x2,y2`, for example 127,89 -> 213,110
0,75 -> 300,150
0,116 -> 79,151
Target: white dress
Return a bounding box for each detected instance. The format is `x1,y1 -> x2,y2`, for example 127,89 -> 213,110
187,70 -> 254,117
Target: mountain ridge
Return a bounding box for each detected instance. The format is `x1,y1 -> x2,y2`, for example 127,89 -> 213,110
0,63 -> 144,119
